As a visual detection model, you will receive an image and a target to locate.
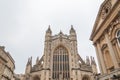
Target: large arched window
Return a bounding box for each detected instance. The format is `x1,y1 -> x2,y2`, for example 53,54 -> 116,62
52,46 -> 70,80
117,30 -> 120,44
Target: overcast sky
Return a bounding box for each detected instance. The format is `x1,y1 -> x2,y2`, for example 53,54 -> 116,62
0,0 -> 104,74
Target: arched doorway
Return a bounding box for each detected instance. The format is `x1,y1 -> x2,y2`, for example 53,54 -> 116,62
52,46 -> 70,80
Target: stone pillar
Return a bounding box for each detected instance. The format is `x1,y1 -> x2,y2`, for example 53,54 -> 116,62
105,32 -> 119,69
96,42 -> 107,74
94,43 -> 103,73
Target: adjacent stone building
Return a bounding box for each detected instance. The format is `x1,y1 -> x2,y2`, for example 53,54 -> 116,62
0,46 -> 15,80
20,26 -> 97,80
90,0 -> 120,80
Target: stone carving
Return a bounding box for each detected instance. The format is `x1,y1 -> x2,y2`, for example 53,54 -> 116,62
101,0 -> 112,19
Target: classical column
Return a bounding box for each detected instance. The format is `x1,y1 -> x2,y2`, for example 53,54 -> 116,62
105,32 -> 119,69
96,42 -> 107,74
94,43 -> 103,74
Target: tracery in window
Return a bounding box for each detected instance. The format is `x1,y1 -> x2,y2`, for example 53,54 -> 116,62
52,46 -> 70,80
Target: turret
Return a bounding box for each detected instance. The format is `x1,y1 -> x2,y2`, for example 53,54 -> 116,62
36,56 -> 39,65
25,57 -> 32,74
44,25 -> 52,68
69,25 -> 78,68
91,56 -> 98,74
45,25 -> 52,41
86,56 -> 90,66
69,25 -> 76,41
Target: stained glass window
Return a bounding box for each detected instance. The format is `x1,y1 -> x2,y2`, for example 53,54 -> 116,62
52,46 -> 70,80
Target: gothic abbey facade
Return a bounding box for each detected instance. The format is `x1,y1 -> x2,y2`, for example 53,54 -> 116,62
19,26 -> 97,80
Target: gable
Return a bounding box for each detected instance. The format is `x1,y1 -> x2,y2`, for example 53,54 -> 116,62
90,0 -> 114,40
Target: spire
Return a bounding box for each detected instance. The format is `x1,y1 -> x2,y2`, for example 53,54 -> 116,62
86,56 -> 90,66
91,56 -> 98,74
91,56 -> 96,65
25,57 -> 32,74
46,25 -> 52,34
26,58 -> 30,66
70,25 -> 75,34
69,25 -> 76,40
26,57 -> 32,66
45,25 -> 52,41
36,56 -> 39,64
30,56 -> 32,65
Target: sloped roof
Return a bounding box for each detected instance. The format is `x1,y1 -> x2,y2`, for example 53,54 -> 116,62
90,0 -> 109,40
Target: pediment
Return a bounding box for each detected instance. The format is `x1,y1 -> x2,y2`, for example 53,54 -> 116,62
90,0 -> 112,40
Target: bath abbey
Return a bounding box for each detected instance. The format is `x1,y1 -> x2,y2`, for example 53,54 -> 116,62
18,26 -> 97,80
0,0 -> 120,80
0,26 -> 98,80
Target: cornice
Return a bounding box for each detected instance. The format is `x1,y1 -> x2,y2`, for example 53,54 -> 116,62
90,1 -> 120,42
90,0 -> 109,40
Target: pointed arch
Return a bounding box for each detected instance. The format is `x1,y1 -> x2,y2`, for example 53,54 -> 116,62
52,45 -> 70,79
